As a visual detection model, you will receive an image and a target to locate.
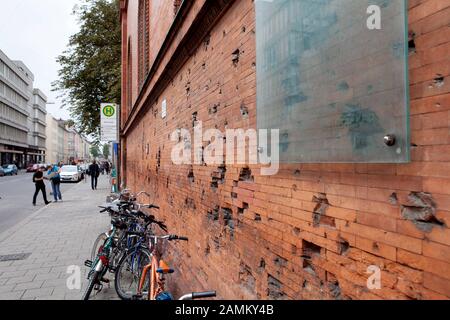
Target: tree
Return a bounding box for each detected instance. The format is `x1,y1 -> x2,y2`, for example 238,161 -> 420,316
102,143 -> 110,159
53,0 -> 121,139
90,145 -> 100,158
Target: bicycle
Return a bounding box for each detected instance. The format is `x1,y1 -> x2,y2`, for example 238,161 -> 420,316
84,196 -> 162,300
130,234 -> 189,300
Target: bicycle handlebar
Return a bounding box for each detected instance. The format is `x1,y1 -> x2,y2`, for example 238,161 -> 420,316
179,291 -> 216,300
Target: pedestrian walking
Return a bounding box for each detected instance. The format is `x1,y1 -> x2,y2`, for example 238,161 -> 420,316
47,164 -> 62,202
32,166 -> 51,206
88,160 -> 100,190
105,161 -> 111,175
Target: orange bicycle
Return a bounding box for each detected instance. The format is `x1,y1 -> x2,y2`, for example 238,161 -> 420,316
134,234 -> 188,300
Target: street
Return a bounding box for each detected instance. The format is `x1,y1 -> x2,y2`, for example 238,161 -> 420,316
0,171 -> 80,234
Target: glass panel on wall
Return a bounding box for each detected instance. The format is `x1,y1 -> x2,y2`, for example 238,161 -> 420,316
256,0 -> 409,163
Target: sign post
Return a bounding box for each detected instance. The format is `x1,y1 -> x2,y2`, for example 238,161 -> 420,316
100,103 -> 119,193
100,103 -> 119,143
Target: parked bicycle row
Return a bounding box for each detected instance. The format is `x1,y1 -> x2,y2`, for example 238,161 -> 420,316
83,189 -> 216,301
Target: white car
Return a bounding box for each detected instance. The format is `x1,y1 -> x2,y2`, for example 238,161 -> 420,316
60,165 -> 82,182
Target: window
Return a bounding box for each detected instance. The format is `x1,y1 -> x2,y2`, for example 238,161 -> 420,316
138,0 -> 150,87
127,38 -> 133,117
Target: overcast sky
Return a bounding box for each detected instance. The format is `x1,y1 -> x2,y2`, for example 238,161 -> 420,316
0,0 -> 81,120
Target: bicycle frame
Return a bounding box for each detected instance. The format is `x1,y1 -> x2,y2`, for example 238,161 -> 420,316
88,226 -> 117,279
137,236 -> 173,300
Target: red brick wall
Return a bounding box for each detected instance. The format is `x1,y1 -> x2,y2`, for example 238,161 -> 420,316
120,0 -> 450,299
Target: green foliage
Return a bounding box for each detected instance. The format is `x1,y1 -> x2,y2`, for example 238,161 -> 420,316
53,0 -> 121,139
102,143 -> 110,159
90,145 -> 101,158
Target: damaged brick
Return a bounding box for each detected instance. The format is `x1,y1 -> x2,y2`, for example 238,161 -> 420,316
232,48 -> 240,66
239,263 -> 256,292
401,192 -> 445,232
267,275 -> 285,300
239,167 -> 253,182
312,193 -> 334,228
188,167 -> 195,183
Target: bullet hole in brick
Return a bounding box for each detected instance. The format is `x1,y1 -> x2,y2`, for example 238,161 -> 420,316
274,256 -> 287,268
223,30 -> 226,37
389,192 -> 398,205
208,206 -> 220,221
401,192 -> 445,232
211,165 -> 226,190
408,32 -> 416,54
240,104 -> 249,118
222,207 -> 233,225
209,104 -> 219,114
203,34 -> 211,50
231,192 -> 237,199
433,74 -> 445,88
205,243 -> 210,255
204,84 -> 209,91
292,184 -> 298,191
239,167 -> 253,182
202,62 -> 206,70
302,280 -> 308,289
339,238 -> 350,255
302,259 -> 316,275
302,240 -> 321,258
213,236 -> 220,251
192,112 -> 198,127
252,62 -> 256,69
267,275 -> 285,300
312,193 -> 334,228
156,149 -> 161,172
294,169 -> 301,176
239,263 -> 255,292
185,197 -> 196,210
372,242 -> 380,251
187,167 -> 194,182
293,227 -> 300,235
328,280 -> 342,299
232,49 -> 240,66
233,180 -> 239,187
254,213 -> 261,221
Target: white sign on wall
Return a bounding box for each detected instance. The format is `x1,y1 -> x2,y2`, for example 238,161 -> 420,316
100,103 -> 119,142
161,99 -> 167,119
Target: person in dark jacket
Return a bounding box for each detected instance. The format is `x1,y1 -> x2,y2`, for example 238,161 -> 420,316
88,160 -> 100,190
33,166 -> 51,206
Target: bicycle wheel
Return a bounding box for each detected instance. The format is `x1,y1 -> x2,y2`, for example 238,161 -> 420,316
115,248 -> 152,300
82,270 -> 99,301
91,233 -> 108,261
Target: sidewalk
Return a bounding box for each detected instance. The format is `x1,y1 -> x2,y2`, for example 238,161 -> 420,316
0,175 -> 117,300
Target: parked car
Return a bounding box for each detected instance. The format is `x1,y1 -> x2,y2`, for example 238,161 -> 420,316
0,167 -> 4,177
2,164 -> 18,176
26,164 -> 39,172
60,165 -> 82,182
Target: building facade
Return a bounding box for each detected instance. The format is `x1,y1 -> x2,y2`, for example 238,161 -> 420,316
45,113 -> 59,164
120,0 -> 450,299
46,118 -> 91,165
0,49 -> 47,167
